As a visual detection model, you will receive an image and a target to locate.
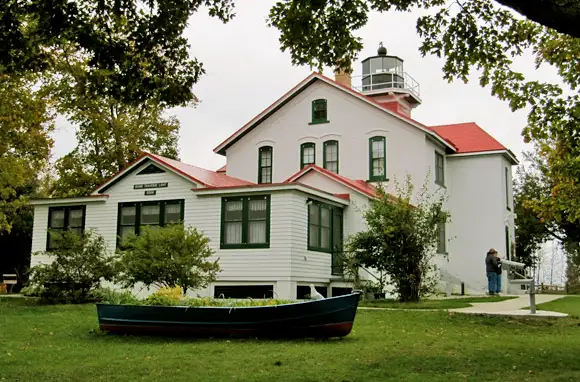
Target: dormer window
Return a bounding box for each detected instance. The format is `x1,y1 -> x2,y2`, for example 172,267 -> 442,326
323,140 -> 339,174
300,143 -> 315,169
369,136 -> 386,181
311,99 -> 328,124
258,146 -> 273,184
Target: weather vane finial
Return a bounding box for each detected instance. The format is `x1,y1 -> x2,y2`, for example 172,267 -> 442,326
377,42 -> 387,55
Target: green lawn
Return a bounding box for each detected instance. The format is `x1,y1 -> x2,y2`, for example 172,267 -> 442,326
2,297 -> 580,381
534,296 -> 580,317
359,296 -> 516,309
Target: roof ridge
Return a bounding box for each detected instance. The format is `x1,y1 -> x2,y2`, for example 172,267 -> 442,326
430,121 -> 477,128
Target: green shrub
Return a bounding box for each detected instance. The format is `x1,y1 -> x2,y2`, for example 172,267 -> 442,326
144,294 -> 182,306
143,287 -> 184,306
116,224 -> 220,294
20,285 -> 42,297
28,230 -> 117,304
94,288 -> 140,305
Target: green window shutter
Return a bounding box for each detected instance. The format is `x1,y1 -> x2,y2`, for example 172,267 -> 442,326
258,146 -> 273,184
369,136 -> 386,181
311,99 -> 328,124
323,140 -> 339,174
300,142 -> 316,169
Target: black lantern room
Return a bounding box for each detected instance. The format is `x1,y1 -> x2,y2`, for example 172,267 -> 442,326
361,43 -> 405,92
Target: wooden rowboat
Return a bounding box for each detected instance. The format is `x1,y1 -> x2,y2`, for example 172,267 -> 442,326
96,292 -> 361,338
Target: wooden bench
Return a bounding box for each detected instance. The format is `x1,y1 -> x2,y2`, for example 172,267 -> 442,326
2,274 -> 17,293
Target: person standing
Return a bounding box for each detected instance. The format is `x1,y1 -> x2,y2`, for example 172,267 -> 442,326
485,249 -> 499,295
494,251 -> 502,295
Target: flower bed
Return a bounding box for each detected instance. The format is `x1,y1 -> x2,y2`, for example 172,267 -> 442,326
98,287 -> 294,307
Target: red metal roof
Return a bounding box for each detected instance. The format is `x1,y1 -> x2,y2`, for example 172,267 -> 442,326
147,153 -> 253,188
285,165 -> 377,198
216,164 -> 227,173
430,122 -> 507,154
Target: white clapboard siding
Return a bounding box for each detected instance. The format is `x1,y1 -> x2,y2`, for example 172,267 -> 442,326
87,162 -> 200,252
189,192 -> 293,280
30,161 -> 200,264
30,205 -> 50,266
289,192 -> 334,281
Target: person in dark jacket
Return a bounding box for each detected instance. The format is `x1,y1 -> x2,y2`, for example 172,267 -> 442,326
495,251 -> 502,295
485,248 -> 499,295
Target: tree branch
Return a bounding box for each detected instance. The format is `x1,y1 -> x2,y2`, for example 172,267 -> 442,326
494,0 -> 580,38
545,226 -> 565,242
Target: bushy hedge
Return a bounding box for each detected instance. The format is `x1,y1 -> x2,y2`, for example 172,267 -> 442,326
26,230 -> 116,303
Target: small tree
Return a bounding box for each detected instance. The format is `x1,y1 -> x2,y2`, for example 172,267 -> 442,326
346,177 -> 449,302
116,224 -> 220,294
27,230 -> 116,303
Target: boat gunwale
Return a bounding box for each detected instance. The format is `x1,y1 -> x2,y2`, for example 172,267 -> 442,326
96,292 -> 361,310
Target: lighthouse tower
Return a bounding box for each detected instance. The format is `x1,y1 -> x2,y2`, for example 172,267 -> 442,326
358,43 -> 421,117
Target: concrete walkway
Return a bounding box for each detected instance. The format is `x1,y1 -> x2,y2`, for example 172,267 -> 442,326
449,294 -> 568,318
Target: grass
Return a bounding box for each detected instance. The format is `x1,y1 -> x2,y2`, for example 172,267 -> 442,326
359,296 -> 516,309
2,297 -> 580,381
534,296 -> 580,317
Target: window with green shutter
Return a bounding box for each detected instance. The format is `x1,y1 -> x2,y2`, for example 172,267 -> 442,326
505,226 -> 510,260
323,140 -> 339,174
47,206 -> 86,250
435,152 -> 445,186
308,200 -> 343,253
437,222 -> 446,254
221,195 -> 271,249
311,99 -> 328,124
505,167 -> 510,210
258,146 -> 273,184
300,142 -> 316,169
369,136 -> 386,181
116,199 -> 184,247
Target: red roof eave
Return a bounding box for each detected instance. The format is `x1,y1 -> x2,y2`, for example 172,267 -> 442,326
284,164 -> 377,199
190,181 -> 351,202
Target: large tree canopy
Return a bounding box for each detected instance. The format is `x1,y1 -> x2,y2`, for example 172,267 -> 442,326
0,74 -> 54,232
1,0 -> 577,107
46,49 -> 180,197
0,0 -> 235,106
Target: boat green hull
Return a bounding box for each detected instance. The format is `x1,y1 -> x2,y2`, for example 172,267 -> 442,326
97,292 -> 361,338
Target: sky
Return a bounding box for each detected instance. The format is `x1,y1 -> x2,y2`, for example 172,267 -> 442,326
50,0 -> 562,172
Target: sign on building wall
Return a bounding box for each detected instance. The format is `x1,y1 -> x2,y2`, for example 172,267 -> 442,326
133,182 -> 168,190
